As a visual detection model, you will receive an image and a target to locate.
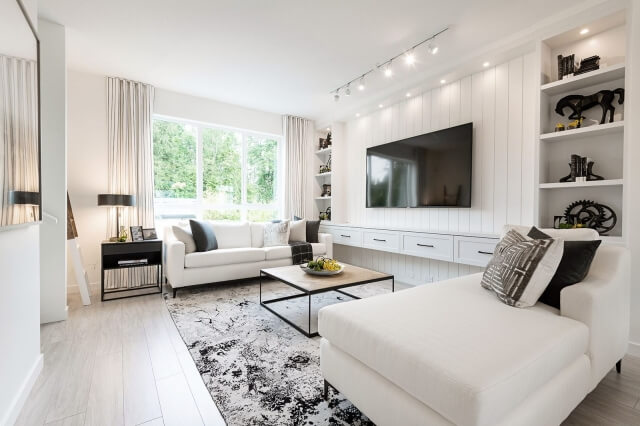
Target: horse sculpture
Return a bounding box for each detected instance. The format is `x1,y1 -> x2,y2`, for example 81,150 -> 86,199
555,88 -> 624,126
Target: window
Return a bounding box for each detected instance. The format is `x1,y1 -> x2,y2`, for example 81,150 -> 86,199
153,117 -> 281,222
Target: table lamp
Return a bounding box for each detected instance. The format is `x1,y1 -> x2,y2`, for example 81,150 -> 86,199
97,193 -> 136,241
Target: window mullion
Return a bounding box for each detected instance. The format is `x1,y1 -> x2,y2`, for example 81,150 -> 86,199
196,125 -> 204,219
241,132 -> 247,221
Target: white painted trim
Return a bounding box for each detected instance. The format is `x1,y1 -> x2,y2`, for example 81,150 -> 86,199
628,341 -> 640,357
1,354 -> 43,426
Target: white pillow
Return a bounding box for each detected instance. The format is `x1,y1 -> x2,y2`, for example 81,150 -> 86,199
264,221 -> 290,247
289,218 -> 307,242
171,226 -> 197,254
481,229 -> 564,308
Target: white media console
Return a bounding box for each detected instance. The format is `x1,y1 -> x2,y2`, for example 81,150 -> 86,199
319,222 -> 500,267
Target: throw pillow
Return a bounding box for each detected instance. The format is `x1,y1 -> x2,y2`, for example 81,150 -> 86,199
189,219 -> 218,252
171,226 -> 197,254
306,220 -> 320,243
289,218 -> 307,242
527,227 -> 602,309
264,221 -> 290,247
481,229 -> 564,308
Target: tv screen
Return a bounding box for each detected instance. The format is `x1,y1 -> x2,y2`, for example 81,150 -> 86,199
366,123 -> 472,208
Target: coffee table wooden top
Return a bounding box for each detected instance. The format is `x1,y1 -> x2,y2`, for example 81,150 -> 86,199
260,263 -> 393,293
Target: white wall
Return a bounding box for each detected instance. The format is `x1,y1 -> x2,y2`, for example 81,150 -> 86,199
0,3 -> 43,424
335,53 -> 536,285
39,19 -> 68,324
67,71 -> 283,287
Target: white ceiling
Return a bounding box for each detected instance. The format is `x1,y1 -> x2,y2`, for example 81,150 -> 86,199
39,0 -> 594,121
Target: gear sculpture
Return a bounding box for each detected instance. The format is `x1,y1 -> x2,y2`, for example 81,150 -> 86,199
563,200 -> 617,235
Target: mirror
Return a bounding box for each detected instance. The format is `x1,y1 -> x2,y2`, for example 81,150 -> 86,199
0,0 -> 40,228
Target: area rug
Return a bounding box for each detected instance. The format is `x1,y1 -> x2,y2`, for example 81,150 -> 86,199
164,278 -> 393,425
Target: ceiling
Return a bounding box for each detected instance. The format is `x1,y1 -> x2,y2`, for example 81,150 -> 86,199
39,0 -> 595,121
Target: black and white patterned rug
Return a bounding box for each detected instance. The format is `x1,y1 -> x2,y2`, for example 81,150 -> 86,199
164,278 -> 393,426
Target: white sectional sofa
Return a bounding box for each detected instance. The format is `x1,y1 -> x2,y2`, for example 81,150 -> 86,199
164,221 -> 333,297
318,227 -> 630,426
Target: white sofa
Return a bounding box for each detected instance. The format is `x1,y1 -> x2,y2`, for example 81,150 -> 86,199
318,227 -> 630,426
164,221 -> 333,297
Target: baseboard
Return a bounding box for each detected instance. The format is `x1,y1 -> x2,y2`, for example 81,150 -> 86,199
628,341 -> 640,357
1,353 -> 43,426
66,281 -> 98,294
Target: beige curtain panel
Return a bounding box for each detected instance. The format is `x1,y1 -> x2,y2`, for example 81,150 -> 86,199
283,115 -> 314,219
0,55 -> 39,226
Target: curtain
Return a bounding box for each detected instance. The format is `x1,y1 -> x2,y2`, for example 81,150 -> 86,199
107,77 -> 155,288
0,55 -> 39,226
283,115 -> 314,218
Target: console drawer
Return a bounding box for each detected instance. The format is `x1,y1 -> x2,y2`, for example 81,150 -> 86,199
331,228 -> 363,247
454,236 -> 499,267
363,230 -> 399,252
401,233 -> 453,262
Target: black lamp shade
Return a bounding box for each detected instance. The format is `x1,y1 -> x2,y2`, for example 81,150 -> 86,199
97,193 -> 136,207
9,191 -> 41,205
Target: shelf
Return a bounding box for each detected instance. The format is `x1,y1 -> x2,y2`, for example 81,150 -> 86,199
540,121 -> 624,142
315,172 -> 332,178
600,235 -> 625,245
541,64 -> 625,95
315,196 -> 332,200
539,179 -> 623,189
315,147 -> 332,155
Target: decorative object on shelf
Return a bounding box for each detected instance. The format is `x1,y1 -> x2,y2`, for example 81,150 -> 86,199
574,55 -> 600,76
319,206 -> 332,221
563,200 -> 617,235
318,138 -> 326,150
326,132 -> 332,146
130,225 -> 143,242
319,154 -> 332,174
321,184 -> 332,197
557,54 -> 575,80
567,119 -> 582,130
142,228 -> 158,240
555,88 -> 625,126
98,193 -> 136,242
586,160 -> 604,181
555,123 -> 565,132
553,215 -> 566,229
118,228 -> 128,243
559,155 -> 604,183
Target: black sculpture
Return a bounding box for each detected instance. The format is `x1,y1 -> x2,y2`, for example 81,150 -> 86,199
555,88 -> 625,126
560,155 -> 604,182
564,200 -> 617,235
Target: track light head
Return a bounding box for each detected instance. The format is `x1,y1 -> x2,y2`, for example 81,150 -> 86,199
345,84 -> 351,96
428,43 -> 439,55
334,90 -> 340,102
383,61 -> 393,77
358,77 -> 365,91
405,51 -> 415,65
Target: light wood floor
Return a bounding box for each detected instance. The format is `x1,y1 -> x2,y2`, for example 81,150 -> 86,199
15,283 -> 640,426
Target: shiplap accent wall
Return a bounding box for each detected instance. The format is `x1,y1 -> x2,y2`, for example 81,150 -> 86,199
334,52 -> 537,285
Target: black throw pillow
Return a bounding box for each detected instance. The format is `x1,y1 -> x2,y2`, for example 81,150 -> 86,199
189,219 -> 218,252
306,220 -> 321,243
527,226 -> 602,309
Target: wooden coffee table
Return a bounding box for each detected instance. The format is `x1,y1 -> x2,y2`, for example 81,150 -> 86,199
259,263 -> 394,337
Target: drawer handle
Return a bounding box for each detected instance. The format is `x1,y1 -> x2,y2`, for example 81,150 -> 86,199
340,234 -> 351,238
373,238 -> 387,242
417,243 -> 434,248
478,250 -> 494,255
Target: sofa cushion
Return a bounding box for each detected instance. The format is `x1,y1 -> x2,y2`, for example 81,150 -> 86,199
503,224 -> 599,241
263,245 -> 291,261
311,242 -> 326,255
250,222 -> 266,247
289,218 -> 307,242
306,220 -> 321,243
209,221 -> 251,249
184,247 -> 265,268
318,274 -> 589,426
264,221 -> 290,247
171,225 -> 197,254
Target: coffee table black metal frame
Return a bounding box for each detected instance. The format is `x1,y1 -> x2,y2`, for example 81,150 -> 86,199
259,268 -> 394,338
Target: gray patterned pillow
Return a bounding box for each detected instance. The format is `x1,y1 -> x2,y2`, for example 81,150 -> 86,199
264,221 -> 290,247
481,229 -> 564,308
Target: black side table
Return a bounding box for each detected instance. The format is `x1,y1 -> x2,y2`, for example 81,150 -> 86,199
101,240 -> 163,301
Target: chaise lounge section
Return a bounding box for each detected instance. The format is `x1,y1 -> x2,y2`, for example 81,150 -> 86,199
318,227 -> 629,426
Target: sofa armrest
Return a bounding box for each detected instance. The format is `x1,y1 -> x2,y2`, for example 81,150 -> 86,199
164,239 -> 186,288
560,245 -> 630,390
319,233 -> 333,259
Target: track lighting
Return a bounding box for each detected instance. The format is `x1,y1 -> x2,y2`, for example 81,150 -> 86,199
345,84 -> 351,96
334,90 -> 340,102
405,51 -> 415,65
358,77 -> 365,91
384,61 -> 393,77
428,44 -> 439,55
483,61 -> 490,67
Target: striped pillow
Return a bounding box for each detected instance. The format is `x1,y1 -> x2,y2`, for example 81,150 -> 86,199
481,229 -> 564,308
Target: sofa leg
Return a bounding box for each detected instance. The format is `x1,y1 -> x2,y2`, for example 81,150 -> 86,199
616,359 -> 622,374
173,288 -> 177,298
323,379 -> 329,400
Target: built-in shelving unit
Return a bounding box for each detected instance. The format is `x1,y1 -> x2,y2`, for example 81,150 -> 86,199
536,11 -> 627,241
314,128 -> 334,221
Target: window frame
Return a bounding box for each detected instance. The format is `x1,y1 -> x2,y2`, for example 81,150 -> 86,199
153,114 -> 283,222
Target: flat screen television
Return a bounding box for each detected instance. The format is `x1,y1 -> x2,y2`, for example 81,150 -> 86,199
366,122 -> 472,208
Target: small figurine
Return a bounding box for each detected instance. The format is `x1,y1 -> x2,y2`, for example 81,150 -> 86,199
555,123 -> 565,132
